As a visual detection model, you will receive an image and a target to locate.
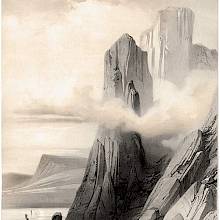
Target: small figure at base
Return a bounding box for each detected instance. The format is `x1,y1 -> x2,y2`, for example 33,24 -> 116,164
25,214 -> 29,220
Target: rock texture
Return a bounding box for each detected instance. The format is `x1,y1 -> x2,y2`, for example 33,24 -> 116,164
104,33 -> 153,115
140,7 -> 194,85
164,181 -> 216,220
66,7 -> 217,220
204,211 -> 217,220
140,7 -> 217,88
140,96 -> 217,219
66,34 -> 154,220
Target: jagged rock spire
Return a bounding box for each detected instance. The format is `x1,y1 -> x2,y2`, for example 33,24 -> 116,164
126,80 -> 141,115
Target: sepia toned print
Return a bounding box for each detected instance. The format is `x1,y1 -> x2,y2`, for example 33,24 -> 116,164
2,0 -> 217,219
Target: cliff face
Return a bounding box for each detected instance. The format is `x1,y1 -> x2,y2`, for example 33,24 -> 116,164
140,7 -> 217,88
140,7 -> 194,85
104,33 -> 153,114
66,34 -> 154,220
140,96 -> 217,220
66,7 -> 217,220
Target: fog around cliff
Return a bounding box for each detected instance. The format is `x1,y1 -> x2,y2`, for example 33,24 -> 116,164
3,0 -> 217,116
3,0 -> 217,174
15,69 -> 217,138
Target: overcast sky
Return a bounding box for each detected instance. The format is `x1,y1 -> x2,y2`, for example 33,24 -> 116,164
2,0 -> 218,174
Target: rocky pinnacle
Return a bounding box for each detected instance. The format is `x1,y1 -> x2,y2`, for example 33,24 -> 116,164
66,34 -> 153,220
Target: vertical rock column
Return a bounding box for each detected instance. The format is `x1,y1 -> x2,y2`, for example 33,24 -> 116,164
140,7 -> 194,85
140,7 -> 217,101
66,34 -> 153,220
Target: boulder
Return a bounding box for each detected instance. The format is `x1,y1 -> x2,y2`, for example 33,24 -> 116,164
52,212 -> 62,220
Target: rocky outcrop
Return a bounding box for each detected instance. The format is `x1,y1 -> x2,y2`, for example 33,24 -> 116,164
140,131 -> 208,219
204,211 -> 217,220
166,95 -> 217,220
140,7 -> 217,88
140,95 -> 217,219
163,151 -> 217,220
66,34 -> 154,220
164,181 -> 216,220
126,80 -> 141,115
104,33 -> 153,114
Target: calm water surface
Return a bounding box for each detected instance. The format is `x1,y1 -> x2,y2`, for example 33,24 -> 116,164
2,208 -> 69,220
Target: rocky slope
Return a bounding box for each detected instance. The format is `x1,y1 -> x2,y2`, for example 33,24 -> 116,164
66,34 -> 158,220
3,155 -> 87,208
140,7 -> 217,87
163,96 -> 217,220
140,96 -> 217,220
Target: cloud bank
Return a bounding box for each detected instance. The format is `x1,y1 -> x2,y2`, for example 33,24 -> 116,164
16,70 -> 217,138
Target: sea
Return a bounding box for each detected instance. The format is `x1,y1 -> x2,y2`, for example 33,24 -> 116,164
2,208 -> 69,220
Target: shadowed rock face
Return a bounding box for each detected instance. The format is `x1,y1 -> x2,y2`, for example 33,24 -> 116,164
140,96 -> 217,220
66,34 -> 154,220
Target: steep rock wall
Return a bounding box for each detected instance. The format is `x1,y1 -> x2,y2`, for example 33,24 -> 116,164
140,7 -> 217,94
66,34 -> 153,220
140,7 -> 194,85
104,33 -> 153,114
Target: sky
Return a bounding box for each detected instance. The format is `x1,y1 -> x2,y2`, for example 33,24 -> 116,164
2,0 -> 218,174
